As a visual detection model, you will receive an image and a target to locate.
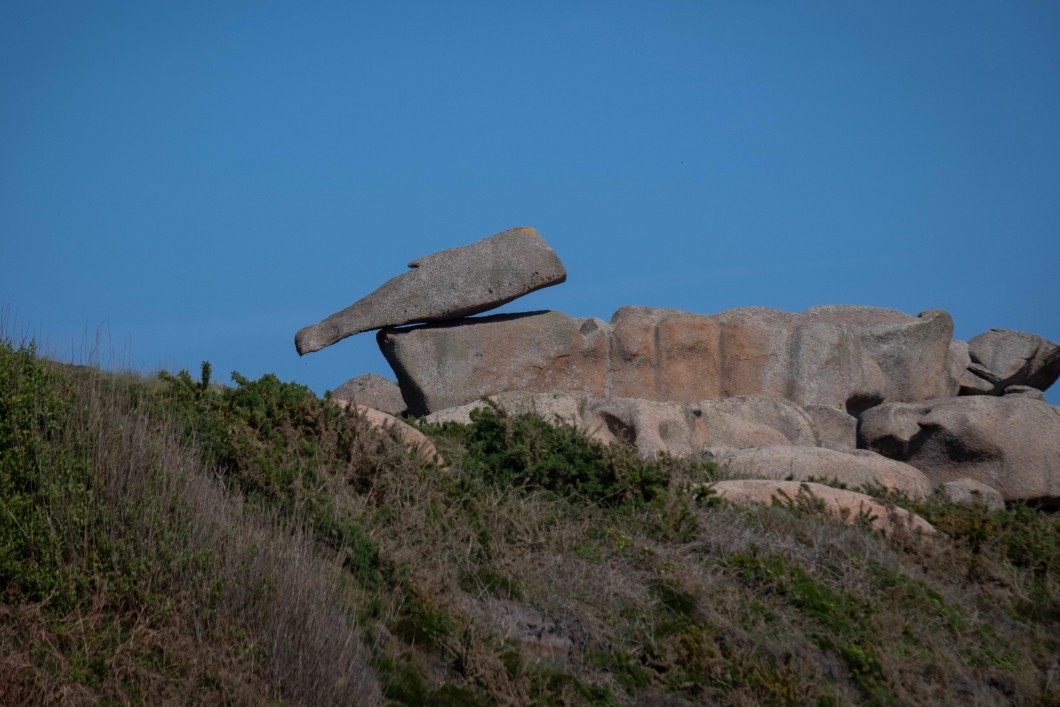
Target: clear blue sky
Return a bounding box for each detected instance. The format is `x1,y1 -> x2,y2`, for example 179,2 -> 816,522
3,2 -> 1058,404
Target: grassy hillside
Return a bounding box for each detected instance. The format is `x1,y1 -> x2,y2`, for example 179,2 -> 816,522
1,337 -> 1058,705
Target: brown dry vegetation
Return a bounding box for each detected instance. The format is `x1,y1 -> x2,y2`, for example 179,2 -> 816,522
1,336 -> 1058,705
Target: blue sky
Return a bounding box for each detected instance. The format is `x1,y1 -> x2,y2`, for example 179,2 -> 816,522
2,2 -> 1058,405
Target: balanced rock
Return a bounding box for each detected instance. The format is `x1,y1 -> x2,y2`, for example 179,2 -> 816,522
961,328 -> 1060,395
858,396 -> 1060,504
331,374 -> 406,416
382,305 -> 960,415
705,480 -> 935,536
296,227 -> 566,354
705,446 -> 934,500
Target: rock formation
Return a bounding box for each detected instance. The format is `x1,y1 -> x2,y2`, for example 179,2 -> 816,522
299,226 -> 1058,510
296,227 -> 566,354
705,480 -> 935,536
425,391 -> 825,456
381,305 -> 960,416
858,395 -> 1060,504
704,446 -> 934,500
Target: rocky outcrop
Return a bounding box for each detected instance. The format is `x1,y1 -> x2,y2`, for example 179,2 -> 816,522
299,227 -> 1058,510
609,305 -> 958,414
331,374 -> 406,416
382,305 -> 959,415
705,446 -> 934,500
705,480 -> 935,536
960,328 -> 1060,395
858,396 -> 1060,504
426,392 -> 824,457
296,227 -> 566,354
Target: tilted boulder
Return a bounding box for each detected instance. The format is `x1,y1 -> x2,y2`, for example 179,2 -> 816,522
331,373 -> 406,416
960,328 -> 1060,395
858,396 -> 1060,504
705,480 -> 935,536
705,446 -> 934,500
382,305 -> 959,415
296,227 -> 566,354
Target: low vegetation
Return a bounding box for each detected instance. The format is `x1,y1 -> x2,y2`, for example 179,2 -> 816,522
1,336 -> 1057,705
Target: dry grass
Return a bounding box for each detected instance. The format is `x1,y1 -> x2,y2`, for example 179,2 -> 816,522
0,341 -> 381,705
3,336 -> 1057,705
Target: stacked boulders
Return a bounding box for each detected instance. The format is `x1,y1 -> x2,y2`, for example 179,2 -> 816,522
297,227 -> 1060,512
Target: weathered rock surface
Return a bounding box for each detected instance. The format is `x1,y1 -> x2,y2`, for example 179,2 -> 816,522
801,405 -> 858,450
705,480 -> 935,535
425,391 -> 825,457
380,312 -> 609,416
609,305 -> 958,414
337,402 -> 444,466
939,478 -> 1005,511
961,328 -> 1060,395
296,227 -> 566,354
331,374 -> 406,415
858,396 -> 1060,504
590,396 -> 821,458
705,446 -> 934,500
383,305 -> 959,415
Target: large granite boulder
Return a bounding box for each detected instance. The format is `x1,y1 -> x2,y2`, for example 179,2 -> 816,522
705,480 -> 935,536
381,312 -> 609,416
608,305 -> 958,413
382,305 -> 959,415
705,446 -> 934,500
858,396 -> 1060,505
296,227 -> 566,354
960,328 -> 1060,395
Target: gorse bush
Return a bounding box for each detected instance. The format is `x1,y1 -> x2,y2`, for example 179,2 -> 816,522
0,342 -> 87,607
433,403 -> 672,506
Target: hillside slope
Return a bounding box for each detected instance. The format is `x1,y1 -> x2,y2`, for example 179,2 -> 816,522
1,339 -> 1057,705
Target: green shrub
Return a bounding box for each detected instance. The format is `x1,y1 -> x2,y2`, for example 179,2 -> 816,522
456,404 -> 669,506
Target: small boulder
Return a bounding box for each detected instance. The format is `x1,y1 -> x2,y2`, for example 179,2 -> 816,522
938,479 -> 1005,511
296,227 -> 567,354
706,446 -> 934,500
331,373 -> 406,416
858,396 -> 1060,505
338,402 -> 443,466
705,480 -> 935,536
965,328 -> 1060,394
